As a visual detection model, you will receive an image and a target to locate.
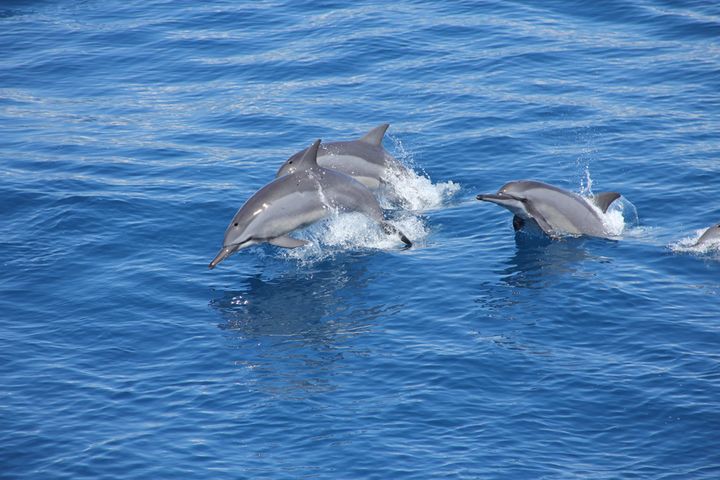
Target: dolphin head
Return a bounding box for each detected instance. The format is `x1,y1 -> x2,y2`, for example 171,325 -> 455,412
276,148 -> 305,178
476,181 -> 531,217
211,140 -> 324,269
208,210 -> 259,269
276,138 -> 327,178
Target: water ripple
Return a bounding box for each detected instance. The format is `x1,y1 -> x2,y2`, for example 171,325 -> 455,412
2,0 -> 720,478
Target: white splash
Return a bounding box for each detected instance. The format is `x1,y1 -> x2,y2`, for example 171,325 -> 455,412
574,128 -> 597,197
382,134 -> 459,212
278,211 -> 426,263
598,196 -> 639,238
381,165 -> 459,212
579,163 -> 594,197
575,156 -> 637,239
670,228 -> 720,255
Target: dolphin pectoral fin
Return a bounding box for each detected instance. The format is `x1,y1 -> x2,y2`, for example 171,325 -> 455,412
590,192 -> 621,213
359,123 -> 389,146
395,230 -> 412,247
268,235 -> 309,248
512,215 -> 525,231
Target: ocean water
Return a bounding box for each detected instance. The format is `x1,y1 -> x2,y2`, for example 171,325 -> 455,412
2,1 -> 719,478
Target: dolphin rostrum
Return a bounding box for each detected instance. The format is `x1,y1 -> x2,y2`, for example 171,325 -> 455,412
476,180 -> 621,239
275,124 -> 405,190
209,139 -> 411,269
693,223 -> 720,248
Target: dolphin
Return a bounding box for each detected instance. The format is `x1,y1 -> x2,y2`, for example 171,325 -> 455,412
693,223 -> 720,248
476,180 -> 621,239
275,123 -> 405,190
209,139 -> 411,269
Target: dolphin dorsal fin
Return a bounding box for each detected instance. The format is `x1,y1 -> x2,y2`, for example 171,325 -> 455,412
359,123 -> 389,146
590,192 -> 621,213
295,139 -> 322,170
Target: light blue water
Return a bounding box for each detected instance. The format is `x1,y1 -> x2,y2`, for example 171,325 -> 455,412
2,1 -> 720,478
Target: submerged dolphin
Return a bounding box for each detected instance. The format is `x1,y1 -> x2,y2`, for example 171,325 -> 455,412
209,139 -> 411,269
693,223 -> 720,248
275,123 -> 404,190
476,180 -> 621,239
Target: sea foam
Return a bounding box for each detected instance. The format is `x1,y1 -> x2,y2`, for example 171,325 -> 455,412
670,228 -> 720,255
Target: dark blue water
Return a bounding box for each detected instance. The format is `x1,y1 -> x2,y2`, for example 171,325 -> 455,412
2,1 -> 720,478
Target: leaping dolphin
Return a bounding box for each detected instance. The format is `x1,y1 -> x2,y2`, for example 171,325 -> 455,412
275,124 -> 405,190
693,223 -> 720,248
209,139 -> 411,269
476,180 -> 621,239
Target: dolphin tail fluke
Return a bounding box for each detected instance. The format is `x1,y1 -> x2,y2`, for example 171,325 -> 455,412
381,221 -> 412,247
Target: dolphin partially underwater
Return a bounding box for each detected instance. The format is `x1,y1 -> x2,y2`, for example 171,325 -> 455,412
693,223 -> 720,248
209,139 -> 411,269
275,123 -> 405,190
476,180 -> 621,239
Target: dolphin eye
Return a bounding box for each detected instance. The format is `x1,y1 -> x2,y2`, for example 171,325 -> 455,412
234,222 -> 239,227
288,161 -> 293,164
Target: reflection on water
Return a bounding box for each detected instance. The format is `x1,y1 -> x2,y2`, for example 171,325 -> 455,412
213,258 -> 374,337
474,233 -> 614,353
500,233 -> 609,289
209,255 -> 402,398
475,232 -> 616,311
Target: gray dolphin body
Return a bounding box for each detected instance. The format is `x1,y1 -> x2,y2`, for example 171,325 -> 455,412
276,124 -> 404,190
693,223 -> 720,247
209,139 -> 411,269
476,180 -> 621,239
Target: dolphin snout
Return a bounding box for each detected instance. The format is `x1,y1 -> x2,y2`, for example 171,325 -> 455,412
209,246 -> 233,269
476,193 -> 503,202
477,192 -> 522,203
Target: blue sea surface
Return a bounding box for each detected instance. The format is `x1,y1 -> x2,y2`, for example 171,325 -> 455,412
2,1 -> 720,478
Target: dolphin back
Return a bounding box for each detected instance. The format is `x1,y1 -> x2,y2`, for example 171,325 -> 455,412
519,182 -> 610,238
275,124 -> 402,189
